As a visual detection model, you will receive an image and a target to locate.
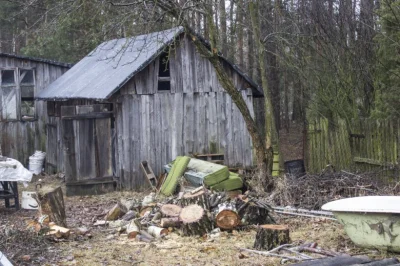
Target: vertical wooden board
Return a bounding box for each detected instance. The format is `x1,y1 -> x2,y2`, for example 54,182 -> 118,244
153,94 -> 163,175
216,92 -> 226,156
121,97 -> 132,189
148,95 -> 156,178
130,95 -> 142,189
160,93 -> 173,165
183,93 -> 195,155
115,103 -> 123,188
207,92 -> 219,154
62,119 -> 77,182
224,93 -> 233,166
195,48 -> 205,92
170,45 -> 183,93
77,119 -> 96,180
94,118 -> 112,177
189,39 -> 198,93
171,93 -> 184,158
181,38 -> 191,93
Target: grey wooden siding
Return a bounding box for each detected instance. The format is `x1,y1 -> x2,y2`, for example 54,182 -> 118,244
115,36 -> 256,190
0,56 -> 69,166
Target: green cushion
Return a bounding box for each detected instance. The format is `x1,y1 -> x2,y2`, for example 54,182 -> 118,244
160,156 -> 191,196
186,158 -> 230,186
210,172 -> 243,191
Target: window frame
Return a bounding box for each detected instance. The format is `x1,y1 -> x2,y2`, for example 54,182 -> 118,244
157,51 -> 171,92
0,67 -> 36,122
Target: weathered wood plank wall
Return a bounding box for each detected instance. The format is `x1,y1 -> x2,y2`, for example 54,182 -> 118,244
115,35 -> 256,190
306,118 -> 399,181
0,55 -> 69,166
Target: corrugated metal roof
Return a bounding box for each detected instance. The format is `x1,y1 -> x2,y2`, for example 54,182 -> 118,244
37,27 -> 262,100
0,52 -> 72,68
37,27 -> 184,100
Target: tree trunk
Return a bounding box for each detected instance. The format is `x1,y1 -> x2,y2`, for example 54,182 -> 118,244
36,186 -> 67,227
253,224 -> 290,250
249,0 -> 278,179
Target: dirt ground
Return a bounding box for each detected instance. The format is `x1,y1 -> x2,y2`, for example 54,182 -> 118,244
1,174 -> 399,266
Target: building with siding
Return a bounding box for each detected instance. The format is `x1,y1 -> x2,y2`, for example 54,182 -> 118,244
0,53 -> 70,166
37,27 -> 264,191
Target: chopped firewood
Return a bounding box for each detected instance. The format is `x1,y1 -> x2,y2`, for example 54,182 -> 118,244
126,220 -> 140,239
151,212 -> 162,222
148,226 -> 169,238
139,230 -> 154,240
47,222 -> 70,239
136,234 -> 152,243
253,224 -> 290,251
105,202 -> 127,221
214,202 -> 240,230
181,190 -> 210,209
93,220 -> 109,226
26,220 -> 41,232
160,204 -> 182,217
160,217 -> 181,228
179,204 -> 213,236
121,210 -> 137,221
139,206 -> 153,217
35,186 -> 67,227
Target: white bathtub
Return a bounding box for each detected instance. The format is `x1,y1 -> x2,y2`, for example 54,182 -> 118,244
322,196 -> 400,252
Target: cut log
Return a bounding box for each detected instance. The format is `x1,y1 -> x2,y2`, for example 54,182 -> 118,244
253,224 -> 290,251
105,202 -> 127,221
47,222 -> 70,239
160,204 -> 182,217
121,210 -> 137,221
179,204 -> 213,236
160,217 -> 181,228
181,189 -> 210,210
36,186 -> 67,227
148,226 -> 169,238
126,220 -> 140,239
238,201 -> 274,225
214,203 -> 240,230
139,230 -> 155,240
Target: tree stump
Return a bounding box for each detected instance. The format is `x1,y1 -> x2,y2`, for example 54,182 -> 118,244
253,224 -> 290,251
179,204 -> 213,236
181,189 -> 210,210
214,203 -> 240,230
36,186 -> 67,227
160,204 -> 182,217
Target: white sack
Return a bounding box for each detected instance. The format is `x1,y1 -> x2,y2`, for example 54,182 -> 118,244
0,157 -> 33,182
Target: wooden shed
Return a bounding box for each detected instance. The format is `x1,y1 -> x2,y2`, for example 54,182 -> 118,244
37,27 -> 264,192
0,53 -> 70,166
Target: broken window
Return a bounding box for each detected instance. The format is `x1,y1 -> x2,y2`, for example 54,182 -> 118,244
0,68 -> 36,121
20,69 -> 35,119
1,70 -> 17,120
158,52 -> 171,91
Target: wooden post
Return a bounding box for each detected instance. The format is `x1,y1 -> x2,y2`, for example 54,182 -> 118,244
36,186 -> 67,227
253,224 -> 290,251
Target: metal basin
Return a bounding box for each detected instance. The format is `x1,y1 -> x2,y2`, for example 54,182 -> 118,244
322,196 -> 400,252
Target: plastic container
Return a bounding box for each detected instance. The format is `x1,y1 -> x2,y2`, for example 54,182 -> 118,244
29,151 -> 46,174
284,159 -> 305,177
21,191 -> 38,209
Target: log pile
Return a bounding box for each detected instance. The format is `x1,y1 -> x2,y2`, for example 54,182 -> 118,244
89,186 -> 276,242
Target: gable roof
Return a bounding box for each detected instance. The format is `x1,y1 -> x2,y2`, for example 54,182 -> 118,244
0,53 -> 72,68
37,27 -> 262,100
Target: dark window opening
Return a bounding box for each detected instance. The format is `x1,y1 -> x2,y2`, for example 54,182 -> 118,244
158,52 -> 170,77
1,70 -> 15,85
158,81 -> 171,91
20,69 -> 35,119
158,52 -> 171,91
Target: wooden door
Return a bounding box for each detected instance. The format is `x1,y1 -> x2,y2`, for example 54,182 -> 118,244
61,104 -> 113,183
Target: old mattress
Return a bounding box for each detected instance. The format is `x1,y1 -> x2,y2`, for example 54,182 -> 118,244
186,158 -> 230,187
160,156 -> 191,196
210,172 -> 243,191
